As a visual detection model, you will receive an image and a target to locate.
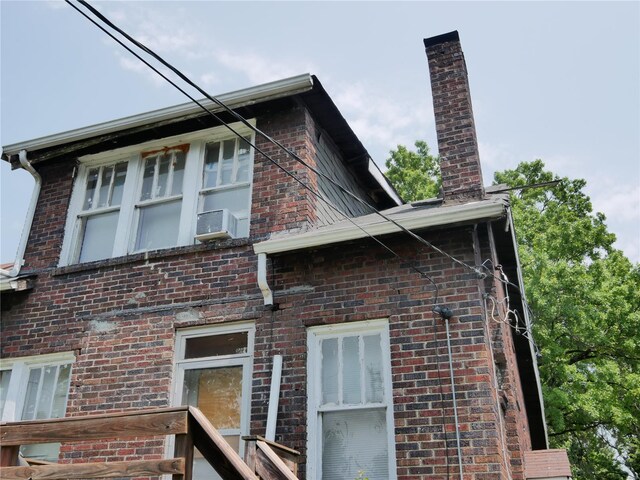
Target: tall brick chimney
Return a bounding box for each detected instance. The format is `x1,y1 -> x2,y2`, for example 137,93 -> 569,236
424,31 -> 485,201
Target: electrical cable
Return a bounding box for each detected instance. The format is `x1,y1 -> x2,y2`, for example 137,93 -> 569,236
63,4 -> 537,476
64,0 -> 441,296
72,0 -> 494,285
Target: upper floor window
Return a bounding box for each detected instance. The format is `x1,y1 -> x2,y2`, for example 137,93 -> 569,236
60,123 -> 255,265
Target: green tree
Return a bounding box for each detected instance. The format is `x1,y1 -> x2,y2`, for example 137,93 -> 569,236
385,140 -> 441,201
385,143 -> 639,478
494,160 -> 640,480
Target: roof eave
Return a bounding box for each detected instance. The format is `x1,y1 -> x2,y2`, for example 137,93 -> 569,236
2,74 -> 315,158
254,199 -> 506,255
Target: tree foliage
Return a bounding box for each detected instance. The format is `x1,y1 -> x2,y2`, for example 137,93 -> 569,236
494,160 -> 640,480
385,142 -> 639,478
385,140 -> 441,201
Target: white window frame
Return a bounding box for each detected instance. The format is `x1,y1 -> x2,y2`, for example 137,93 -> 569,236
60,121 -> 256,266
306,319 -> 397,480
0,351 -> 75,422
170,322 -> 255,461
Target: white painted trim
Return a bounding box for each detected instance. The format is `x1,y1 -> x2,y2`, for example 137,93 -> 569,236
170,322 -> 255,461
255,199 -> 506,255
0,351 -> 75,423
507,208 -> 549,448
368,159 -> 402,206
306,319 -> 397,480
2,75 -> 313,156
59,122 -> 256,266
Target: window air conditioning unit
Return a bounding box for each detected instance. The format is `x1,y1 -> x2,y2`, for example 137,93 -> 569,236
195,209 -> 238,241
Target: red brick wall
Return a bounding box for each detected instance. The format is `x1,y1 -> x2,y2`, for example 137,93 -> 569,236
1,104 -> 533,478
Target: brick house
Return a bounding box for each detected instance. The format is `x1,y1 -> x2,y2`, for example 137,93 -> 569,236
1,32 -> 569,480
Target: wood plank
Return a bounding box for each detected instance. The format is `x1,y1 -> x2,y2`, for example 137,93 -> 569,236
1,458 -> 185,480
0,446 -> 19,467
187,407 -> 258,480
1,410 -> 189,445
173,433 -> 194,480
255,441 -> 298,480
241,436 -> 300,457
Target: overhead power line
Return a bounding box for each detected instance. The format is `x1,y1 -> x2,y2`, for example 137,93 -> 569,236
64,0 -> 440,297
67,0 -> 535,311
71,0 -> 490,282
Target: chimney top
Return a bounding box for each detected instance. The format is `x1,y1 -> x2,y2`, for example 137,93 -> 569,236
423,31 -> 459,49
424,31 -> 485,201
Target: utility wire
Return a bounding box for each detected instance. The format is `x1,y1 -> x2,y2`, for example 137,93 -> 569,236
73,0 -> 492,285
65,0 -> 440,297
70,0 -> 538,310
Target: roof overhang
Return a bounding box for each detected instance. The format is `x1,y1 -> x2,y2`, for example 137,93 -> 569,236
254,195 -> 508,255
0,276 -> 33,293
1,74 -> 315,159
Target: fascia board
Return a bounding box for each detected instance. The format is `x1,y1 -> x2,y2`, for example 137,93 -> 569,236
2,74 -> 314,157
254,200 -> 506,255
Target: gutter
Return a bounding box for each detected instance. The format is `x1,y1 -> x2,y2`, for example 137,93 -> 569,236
254,198 -> 506,255
507,208 -> 549,448
0,150 -> 41,279
2,74 -> 314,159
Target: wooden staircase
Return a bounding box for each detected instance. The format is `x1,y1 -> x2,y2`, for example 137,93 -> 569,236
0,406 -> 299,480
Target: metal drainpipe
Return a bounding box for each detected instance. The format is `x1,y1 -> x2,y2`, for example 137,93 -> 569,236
257,253 -> 274,306
0,150 -> 41,278
444,316 -> 465,480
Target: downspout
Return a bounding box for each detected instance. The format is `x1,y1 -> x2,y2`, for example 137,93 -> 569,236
257,253 -> 274,306
0,150 -> 41,278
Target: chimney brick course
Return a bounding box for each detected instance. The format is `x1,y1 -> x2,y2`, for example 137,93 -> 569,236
425,31 -> 485,201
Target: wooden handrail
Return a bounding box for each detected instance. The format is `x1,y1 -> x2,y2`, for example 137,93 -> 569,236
243,436 -> 300,479
0,407 -> 297,480
1,407 -> 189,445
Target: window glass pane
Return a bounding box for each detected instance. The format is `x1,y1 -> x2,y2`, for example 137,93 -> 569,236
21,443 -> 62,462
83,168 -> 99,210
201,186 -> 251,214
321,338 -> 339,405
97,166 -> 113,208
35,366 -> 56,419
22,368 -> 42,421
140,157 -> 156,201
157,154 -> 170,198
51,364 -> 71,418
204,143 -> 220,188
135,200 -> 181,251
236,137 -> 251,183
111,163 -> 128,206
322,409 -> 389,480
220,140 -> 235,185
171,151 -> 186,196
0,370 -> 12,419
182,367 -> 242,430
364,334 -> 384,403
342,336 -> 361,404
185,332 -> 248,359
79,211 -> 119,263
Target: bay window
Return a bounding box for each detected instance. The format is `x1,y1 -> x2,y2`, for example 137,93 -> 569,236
60,122 -> 255,266
307,320 -> 397,480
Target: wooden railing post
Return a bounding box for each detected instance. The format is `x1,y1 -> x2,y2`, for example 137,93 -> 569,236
173,433 -> 194,480
1,445 -> 20,467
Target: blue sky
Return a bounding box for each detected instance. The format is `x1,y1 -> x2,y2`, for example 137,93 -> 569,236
1,1 -> 639,263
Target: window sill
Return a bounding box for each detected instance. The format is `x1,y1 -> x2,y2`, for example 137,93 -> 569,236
52,238 -> 253,276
